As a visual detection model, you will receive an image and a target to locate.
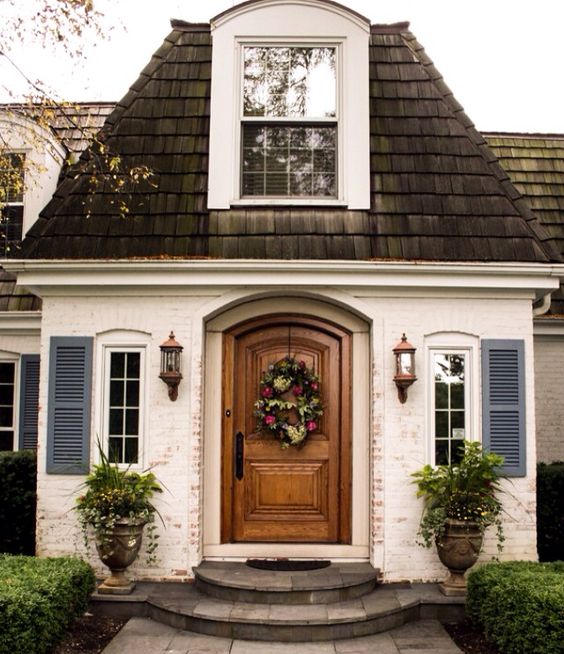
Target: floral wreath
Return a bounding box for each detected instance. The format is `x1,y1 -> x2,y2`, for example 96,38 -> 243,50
254,356 -> 323,448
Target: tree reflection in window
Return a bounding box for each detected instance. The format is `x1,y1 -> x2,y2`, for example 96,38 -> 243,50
434,353 -> 465,465
242,46 -> 337,198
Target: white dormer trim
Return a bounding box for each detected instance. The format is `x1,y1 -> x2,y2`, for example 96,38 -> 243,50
207,0 -> 370,210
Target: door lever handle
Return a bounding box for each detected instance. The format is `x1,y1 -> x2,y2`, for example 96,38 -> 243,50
235,432 -> 244,480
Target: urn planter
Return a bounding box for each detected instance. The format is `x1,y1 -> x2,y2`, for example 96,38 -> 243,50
95,519 -> 146,594
436,519 -> 483,596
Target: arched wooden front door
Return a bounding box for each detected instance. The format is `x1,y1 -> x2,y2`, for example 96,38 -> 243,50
221,315 -> 351,543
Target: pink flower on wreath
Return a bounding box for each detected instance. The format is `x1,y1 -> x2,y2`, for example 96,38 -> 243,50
306,420 -> 317,432
299,360 -> 306,368
292,385 -> 303,396
310,381 -> 319,391
264,415 -> 276,426
261,386 -> 274,398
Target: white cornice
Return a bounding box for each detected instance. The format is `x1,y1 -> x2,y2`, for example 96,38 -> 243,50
3,259 -> 563,301
0,311 -> 41,334
534,317 -> 564,337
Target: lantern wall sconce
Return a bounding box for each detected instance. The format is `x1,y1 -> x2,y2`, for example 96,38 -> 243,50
393,333 -> 417,403
159,332 -> 183,401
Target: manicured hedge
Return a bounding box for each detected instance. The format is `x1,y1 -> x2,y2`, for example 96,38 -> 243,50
0,555 -> 96,654
467,561 -> 564,654
0,450 -> 37,554
537,462 -> 564,562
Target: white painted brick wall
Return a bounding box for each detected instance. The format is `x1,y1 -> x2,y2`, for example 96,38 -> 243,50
534,337 -> 564,463
36,289 -> 538,582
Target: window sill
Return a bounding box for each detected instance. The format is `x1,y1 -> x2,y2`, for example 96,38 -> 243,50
230,198 -> 348,208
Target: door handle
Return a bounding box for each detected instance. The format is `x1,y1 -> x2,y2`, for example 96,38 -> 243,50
235,432 -> 244,480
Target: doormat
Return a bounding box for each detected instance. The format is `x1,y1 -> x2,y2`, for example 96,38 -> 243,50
246,559 -> 331,571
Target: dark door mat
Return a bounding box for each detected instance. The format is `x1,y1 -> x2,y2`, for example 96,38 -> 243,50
246,559 -> 331,571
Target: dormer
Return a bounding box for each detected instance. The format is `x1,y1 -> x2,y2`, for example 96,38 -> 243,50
207,0 -> 371,210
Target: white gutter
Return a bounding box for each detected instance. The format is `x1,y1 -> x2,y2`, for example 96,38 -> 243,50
3,259 -> 563,300
533,291 -> 553,316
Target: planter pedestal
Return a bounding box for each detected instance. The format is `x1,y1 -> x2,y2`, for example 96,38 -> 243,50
436,519 -> 482,596
95,520 -> 146,595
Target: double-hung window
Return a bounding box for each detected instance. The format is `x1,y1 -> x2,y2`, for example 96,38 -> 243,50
241,45 -> 337,198
431,351 -> 469,465
0,153 -> 25,258
103,348 -> 144,465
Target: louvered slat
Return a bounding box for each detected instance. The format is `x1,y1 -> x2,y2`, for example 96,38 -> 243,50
47,337 -> 92,474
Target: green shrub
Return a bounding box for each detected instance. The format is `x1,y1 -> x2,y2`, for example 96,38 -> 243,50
0,555 -> 96,654
0,450 -> 37,554
467,561 -> 564,654
537,462 -> 564,561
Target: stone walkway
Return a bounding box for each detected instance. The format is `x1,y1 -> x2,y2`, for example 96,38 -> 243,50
102,616 -> 462,653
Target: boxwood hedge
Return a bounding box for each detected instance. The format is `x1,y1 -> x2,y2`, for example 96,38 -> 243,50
0,555 -> 96,654
0,450 -> 37,555
537,462 -> 564,561
467,561 -> 564,654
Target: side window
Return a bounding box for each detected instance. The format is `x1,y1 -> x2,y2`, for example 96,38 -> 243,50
0,153 -> 25,258
0,361 -> 16,451
104,348 -> 144,465
431,351 -> 468,465
241,45 -> 337,198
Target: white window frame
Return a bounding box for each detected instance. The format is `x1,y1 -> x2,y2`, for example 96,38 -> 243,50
425,333 -> 480,466
96,335 -> 149,470
208,0 -> 370,209
0,353 -> 19,452
1,151 -> 25,257
238,40 -> 342,202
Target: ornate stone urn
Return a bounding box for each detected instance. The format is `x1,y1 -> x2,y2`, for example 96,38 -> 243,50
95,519 -> 146,594
436,518 -> 483,596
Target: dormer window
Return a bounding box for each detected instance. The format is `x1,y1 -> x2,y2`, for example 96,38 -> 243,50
0,153 -> 25,258
241,46 -> 337,198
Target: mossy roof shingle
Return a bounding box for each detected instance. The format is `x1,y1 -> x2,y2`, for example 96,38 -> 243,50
20,22 -> 559,264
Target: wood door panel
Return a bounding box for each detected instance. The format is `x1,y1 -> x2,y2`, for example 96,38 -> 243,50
222,315 -> 351,544
247,461 -> 328,519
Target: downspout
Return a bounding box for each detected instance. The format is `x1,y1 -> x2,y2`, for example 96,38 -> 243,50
533,291 -> 552,317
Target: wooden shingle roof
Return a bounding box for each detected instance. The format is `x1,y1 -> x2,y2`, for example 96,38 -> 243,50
486,133 -> 564,313
20,22 -> 559,263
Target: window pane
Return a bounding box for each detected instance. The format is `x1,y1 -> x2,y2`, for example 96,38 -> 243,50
124,438 -> 139,464
126,353 -> 140,378
109,409 -> 123,435
435,440 -> 449,466
0,431 -> 14,451
244,46 -> 336,118
435,411 -> 448,438
110,353 -> 125,378
450,382 -> 464,409
0,363 -> 14,383
108,437 -> 123,464
0,406 -> 13,428
242,124 -> 336,198
0,383 -> 14,405
126,380 -> 140,406
125,409 -> 139,436
110,380 -> 124,406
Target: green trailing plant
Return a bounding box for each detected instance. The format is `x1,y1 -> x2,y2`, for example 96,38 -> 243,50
0,554 -> 95,654
75,444 -> 163,564
411,440 -> 505,551
467,561 -> 564,654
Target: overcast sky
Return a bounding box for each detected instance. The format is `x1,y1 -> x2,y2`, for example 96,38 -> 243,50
1,0 -> 563,133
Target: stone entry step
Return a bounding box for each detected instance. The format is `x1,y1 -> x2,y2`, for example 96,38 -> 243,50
194,561 -> 378,604
92,577 -> 465,642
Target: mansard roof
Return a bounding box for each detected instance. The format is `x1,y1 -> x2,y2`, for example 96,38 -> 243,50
20,21 -> 560,263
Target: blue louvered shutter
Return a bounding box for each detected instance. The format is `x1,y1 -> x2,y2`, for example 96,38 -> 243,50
482,339 -> 526,476
18,354 -> 40,450
47,337 -> 93,474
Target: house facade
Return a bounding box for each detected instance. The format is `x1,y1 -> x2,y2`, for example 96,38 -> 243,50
3,0 -> 564,582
